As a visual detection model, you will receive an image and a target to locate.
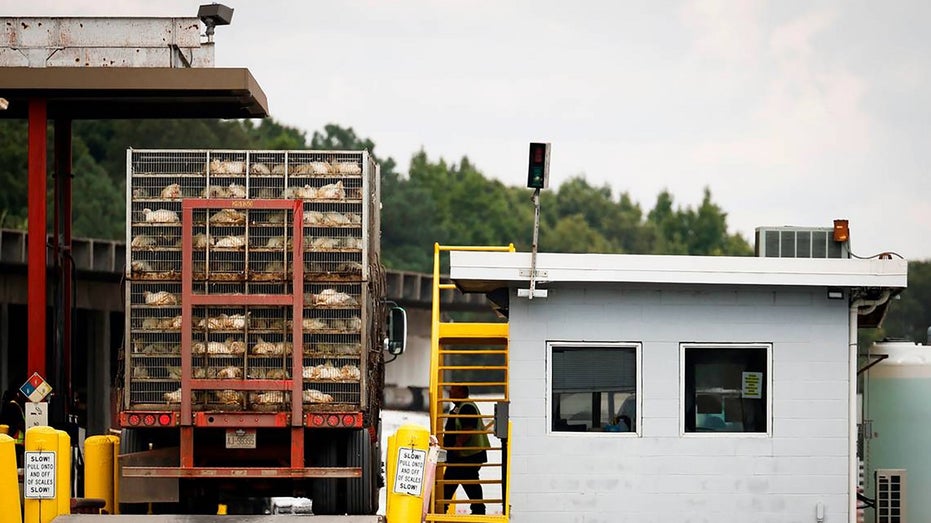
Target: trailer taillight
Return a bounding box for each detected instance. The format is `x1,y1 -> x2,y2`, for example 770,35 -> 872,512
342,414 -> 356,427
327,415 -> 340,427
143,414 -> 156,426
311,414 -> 326,427
158,414 -> 172,426
128,414 -> 141,426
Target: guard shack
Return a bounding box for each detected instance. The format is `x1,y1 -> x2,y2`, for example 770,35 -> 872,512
448,250 -> 906,522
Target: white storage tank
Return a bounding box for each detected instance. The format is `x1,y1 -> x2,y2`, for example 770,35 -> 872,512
865,340 -> 931,522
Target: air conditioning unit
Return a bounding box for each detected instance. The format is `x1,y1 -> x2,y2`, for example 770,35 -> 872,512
755,226 -> 850,259
875,469 -> 906,523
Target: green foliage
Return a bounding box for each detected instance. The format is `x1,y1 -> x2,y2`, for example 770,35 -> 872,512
875,260 -> 931,344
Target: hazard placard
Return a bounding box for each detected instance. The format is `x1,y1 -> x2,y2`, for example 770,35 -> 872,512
24,451 -> 56,499
20,372 -> 53,403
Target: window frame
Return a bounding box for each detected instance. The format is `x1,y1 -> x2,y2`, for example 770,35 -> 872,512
679,342 -> 773,438
546,341 -> 642,437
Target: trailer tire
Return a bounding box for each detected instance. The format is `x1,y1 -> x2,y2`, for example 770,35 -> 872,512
346,428 -> 377,514
311,438 -> 340,515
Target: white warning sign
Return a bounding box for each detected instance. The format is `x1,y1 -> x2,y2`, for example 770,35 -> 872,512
394,447 -> 427,496
24,451 -> 56,499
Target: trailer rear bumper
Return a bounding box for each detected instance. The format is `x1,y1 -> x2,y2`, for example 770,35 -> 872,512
122,466 -> 362,478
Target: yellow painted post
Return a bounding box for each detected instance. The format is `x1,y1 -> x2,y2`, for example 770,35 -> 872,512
84,435 -> 114,513
107,435 -> 120,514
385,424 -> 431,523
0,434 -> 23,523
23,427 -> 70,523
0,424 -> 9,435
216,504 -> 227,515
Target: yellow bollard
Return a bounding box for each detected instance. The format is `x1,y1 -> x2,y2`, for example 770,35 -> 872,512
0,424 -> 9,435
23,427 -> 70,523
385,424 -> 431,523
84,435 -> 114,514
0,434 -> 23,523
216,504 -> 227,515
107,435 -> 120,514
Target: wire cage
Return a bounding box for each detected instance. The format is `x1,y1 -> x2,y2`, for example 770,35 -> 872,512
125,149 -> 377,412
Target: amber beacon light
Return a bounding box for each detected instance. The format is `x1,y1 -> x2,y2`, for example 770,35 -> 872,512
833,219 -> 850,242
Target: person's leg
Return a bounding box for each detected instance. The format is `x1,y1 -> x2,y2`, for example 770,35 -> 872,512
461,463 -> 485,515
442,464 -> 465,513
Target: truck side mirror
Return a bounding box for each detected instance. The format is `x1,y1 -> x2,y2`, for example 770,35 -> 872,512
386,306 -> 407,355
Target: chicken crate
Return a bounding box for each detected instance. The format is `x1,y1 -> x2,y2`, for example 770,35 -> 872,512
124,149 -> 379,413
126,149 -> 379,283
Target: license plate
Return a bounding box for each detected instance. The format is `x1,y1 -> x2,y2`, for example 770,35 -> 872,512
225,429 -> 256,449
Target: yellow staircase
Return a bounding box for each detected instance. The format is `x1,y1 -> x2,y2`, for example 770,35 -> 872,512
426,244 -> 513,522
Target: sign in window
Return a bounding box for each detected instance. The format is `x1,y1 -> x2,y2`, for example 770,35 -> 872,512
682,344 -> 770,434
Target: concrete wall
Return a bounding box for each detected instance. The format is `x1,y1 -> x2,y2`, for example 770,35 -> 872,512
507,283 -> 850,523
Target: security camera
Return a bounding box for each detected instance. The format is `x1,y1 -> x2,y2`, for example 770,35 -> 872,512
198,4 -> 234,39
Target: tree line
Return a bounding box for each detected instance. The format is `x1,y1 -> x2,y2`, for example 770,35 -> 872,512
0,119 -> 925,343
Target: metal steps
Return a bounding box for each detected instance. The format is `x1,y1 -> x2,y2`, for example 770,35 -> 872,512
428,243 -> 513,521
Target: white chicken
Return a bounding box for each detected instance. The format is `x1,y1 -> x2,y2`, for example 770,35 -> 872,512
308,289 -> 358,308
303,361 -> 342,380
336,161 -> 362,175
250,391 -> 285,405
336,261 -> 363,273
302,318 -> 328,331
226,338 -> 247,355
228,184 -> 247,199
307,236 -> 339,250
267,212 -> 286,224
131,260 -> 154,272
340,236 -> 363,249
264,236 -> 291,249
303,211 -> 325,225
331,316 -> 362,332
132,366 -> 149,379
214,390 -> 244,406
283,185 -> 316,199
323,212 -> 352,226
209,208 -> 246,225
202,185 -> 228,198
271,163 -> 287,174
192,341 -> 229,355
164,388 -> 182,403
132,188 -> 148,198
208,159 -> 245,174
131,235 -> 157,248
340,364 -> 361,380
250,163 -> 271,175
160,184 -> 182,199
142,208 -> 179,223
144,291 -> 178,306
316,180 -> 345,200
251,337 -> 279,355
192,233 -> 214,249
217,366 -> 243,379
215,235 -> 246,249
302,389 -> 334,404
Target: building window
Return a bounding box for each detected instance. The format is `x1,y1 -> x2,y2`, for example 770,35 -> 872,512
549,343 -> 639,434
681,343 -> 771,434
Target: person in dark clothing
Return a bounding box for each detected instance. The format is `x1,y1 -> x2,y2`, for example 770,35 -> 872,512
0,390 -> 25,467
442,385 -> 488,515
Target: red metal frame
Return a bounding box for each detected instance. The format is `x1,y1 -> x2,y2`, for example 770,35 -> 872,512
179,198 -> 305,472
27,99 -> 47,378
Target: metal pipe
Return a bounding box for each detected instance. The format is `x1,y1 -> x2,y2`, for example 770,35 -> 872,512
27,98 -> 47,379
849,290 -> 891,522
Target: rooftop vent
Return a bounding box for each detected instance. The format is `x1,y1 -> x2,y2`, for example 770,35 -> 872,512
755,226 -> 850,259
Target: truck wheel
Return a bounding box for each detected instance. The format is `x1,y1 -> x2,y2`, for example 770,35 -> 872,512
311,438 -> 340,515
346,428 -> 376,515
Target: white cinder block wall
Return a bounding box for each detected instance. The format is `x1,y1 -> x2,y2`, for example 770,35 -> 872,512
506,283 -> 850,523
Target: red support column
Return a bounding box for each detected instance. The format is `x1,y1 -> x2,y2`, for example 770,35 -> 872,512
27,99 -> 47,378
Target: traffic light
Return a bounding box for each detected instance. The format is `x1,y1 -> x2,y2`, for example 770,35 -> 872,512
527,142 -> 550,189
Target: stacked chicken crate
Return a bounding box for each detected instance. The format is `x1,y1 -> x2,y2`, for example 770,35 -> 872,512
124,150 -> 378,416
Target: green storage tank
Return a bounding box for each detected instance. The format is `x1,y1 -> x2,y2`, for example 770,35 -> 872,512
865,341 -> 931,522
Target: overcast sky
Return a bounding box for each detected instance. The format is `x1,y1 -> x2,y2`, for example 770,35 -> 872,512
7,1 -> 930,260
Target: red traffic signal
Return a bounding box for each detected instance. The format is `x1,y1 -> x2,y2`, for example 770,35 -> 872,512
527,142 -> 550,189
